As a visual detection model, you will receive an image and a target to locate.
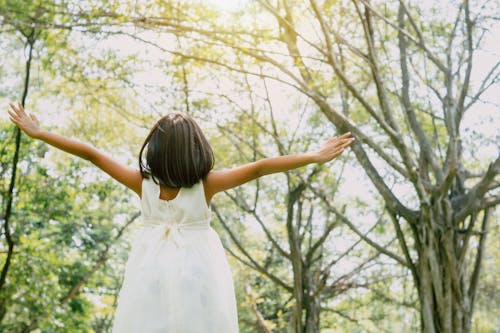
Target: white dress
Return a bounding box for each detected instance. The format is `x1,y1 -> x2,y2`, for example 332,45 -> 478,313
111,177 -> 239,333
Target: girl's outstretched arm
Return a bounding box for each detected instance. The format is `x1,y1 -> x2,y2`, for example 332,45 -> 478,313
204,132 -> 355,202
7,102 -> 142,196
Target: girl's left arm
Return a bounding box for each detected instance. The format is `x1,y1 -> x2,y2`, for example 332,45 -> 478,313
7,102 -> 142,196
204,132 -> 355,203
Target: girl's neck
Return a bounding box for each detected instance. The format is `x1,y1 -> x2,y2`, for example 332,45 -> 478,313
159,185 -> 181,201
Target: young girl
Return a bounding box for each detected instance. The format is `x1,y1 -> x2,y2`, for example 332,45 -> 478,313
7,101 -> 355,332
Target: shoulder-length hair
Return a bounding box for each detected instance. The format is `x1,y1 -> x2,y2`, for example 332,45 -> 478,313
138,113 -> 214,188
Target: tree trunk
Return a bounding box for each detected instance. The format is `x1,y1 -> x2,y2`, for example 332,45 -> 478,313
287,183 -> 306,332
304,283 -> 320,333
416,203 -> 490,333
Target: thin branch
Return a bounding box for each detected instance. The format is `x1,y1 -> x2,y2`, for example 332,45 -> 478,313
468,208 -> 490,313
212,203 -> 293,293
223,191 -> 292,260
308,183 -> 408,267
397,4 -> 443,184
454,156 -> 500,221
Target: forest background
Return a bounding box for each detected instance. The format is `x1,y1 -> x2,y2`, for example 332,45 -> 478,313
0,0 -> 498,332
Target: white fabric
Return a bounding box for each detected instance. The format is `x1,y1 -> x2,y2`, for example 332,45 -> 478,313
112,177 -> 239,332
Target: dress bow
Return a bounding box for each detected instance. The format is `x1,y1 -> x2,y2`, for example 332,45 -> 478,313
164,224 -> 186,248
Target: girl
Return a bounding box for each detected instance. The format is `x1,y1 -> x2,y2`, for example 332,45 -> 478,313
7,101 -> 355,332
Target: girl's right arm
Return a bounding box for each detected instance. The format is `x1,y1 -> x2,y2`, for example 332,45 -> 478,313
204,132 -> 355,203
8,102 -> 142,196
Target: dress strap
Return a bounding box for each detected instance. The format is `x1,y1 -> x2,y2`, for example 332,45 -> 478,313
198,179 -> 211,211
140,176 -> 162,215
141,176 -> 156,201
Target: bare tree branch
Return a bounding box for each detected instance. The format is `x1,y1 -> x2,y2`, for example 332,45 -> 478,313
454,156 -> 500,221
212,203 -> 293,293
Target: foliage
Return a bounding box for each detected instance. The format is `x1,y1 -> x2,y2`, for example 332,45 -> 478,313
0,0 -> 498,332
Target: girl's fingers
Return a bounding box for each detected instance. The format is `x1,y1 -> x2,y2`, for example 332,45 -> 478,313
9,102 -> 30,120
10,103 -> 23,117
344,138 -> 355,146
334,138 -> 352,147
17,101 -> 28,117
31,113 -> 40,126
8,115 -> 19,125
335,148 -> 345,157
9,103 -> 18,114
7,109 -> 20,121
340,138 -> 355,145
10,101 -> 22,114
331,146 -> 344,156
327,132 -> 352,145
331,139 -> 353,154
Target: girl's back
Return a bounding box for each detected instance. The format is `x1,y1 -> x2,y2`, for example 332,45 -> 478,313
111,176 -> 238,332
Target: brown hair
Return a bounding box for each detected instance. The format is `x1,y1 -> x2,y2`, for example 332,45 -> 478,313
138,113 -> 214,188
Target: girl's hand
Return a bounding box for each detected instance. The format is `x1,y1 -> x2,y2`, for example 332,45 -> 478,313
7,101 -> 42,138
314,132 -> 355,164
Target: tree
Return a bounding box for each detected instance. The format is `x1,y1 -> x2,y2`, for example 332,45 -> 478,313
2,0 -> 497,331
0,1 -> 142,330
209,84 -> 392,331
99,0 -> 499,331
0,0 -> 46,316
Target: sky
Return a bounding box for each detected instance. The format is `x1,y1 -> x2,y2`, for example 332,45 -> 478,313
205,0 -> 247,11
